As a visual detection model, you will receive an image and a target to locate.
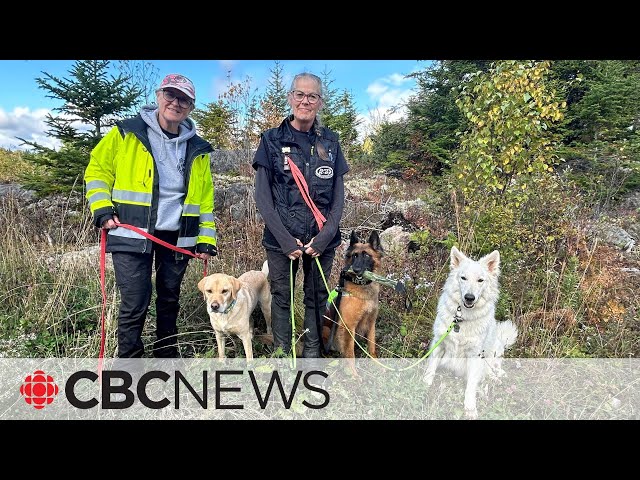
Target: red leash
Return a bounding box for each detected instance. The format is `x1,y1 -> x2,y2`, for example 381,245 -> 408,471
286,154 -> 328,361
286,156 -> 326,230
98,222 -> 208,375
98,229 -> 108,377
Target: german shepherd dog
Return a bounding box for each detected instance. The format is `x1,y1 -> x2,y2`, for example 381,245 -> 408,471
324,230 -> 383,376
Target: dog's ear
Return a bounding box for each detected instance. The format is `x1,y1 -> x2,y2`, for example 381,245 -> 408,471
197,276 -> 208,294
481,250 -> 501,276
230,277 -> 242,300
450,246 -> 467,269
350,230 -> 360,246
368,230 -> 383,253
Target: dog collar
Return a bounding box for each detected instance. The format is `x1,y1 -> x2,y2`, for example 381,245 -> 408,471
217,299 -> 237,315
349,276 -> 372,285
453,306 -> 463,332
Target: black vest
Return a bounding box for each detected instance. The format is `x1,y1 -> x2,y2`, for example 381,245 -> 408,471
262,117 -> 341,249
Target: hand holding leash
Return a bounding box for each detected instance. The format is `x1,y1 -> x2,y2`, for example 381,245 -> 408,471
101,215 -> 120,229
287,239 -> 304,260
304,237 -> 320,257
196,244 -> 217,260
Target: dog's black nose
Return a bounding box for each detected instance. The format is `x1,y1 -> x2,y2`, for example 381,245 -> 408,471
464,294 -> 475,303
211,303 -> 219,311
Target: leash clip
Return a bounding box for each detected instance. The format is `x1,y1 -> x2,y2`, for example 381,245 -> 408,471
453,306 -> 463,332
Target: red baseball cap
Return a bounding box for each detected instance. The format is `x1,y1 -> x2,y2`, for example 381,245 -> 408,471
158,74 -> 196,101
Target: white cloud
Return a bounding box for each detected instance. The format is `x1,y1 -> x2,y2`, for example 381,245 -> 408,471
358,73 -> 417,141
218,60 -> 238,72
366,82 -> 388,98
0,107 -> 60,151
387,72 -> 412,87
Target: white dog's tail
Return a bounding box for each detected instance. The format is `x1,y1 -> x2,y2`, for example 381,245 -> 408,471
262,260 -> 269,277
496,320 -> 518,349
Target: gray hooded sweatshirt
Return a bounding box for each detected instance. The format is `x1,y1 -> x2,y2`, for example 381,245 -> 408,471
140,105 -> 197,231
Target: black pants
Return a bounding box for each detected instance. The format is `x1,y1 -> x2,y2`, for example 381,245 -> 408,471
266,248 -> 335,357
112,230 -> 190,358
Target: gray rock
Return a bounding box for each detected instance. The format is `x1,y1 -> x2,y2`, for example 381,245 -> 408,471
45,245 -> 112,271
593,223 -> 636,252
0,183 -> 36,201
215,183 -> 253,217
621,190 -> 640,210
210,149 -> 254,175
379,225 -> 412,256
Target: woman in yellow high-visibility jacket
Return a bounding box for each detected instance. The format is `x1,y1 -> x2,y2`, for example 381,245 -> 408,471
85,73 -> 216,358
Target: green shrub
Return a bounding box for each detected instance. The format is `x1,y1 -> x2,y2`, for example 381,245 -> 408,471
0,148 -> 36,183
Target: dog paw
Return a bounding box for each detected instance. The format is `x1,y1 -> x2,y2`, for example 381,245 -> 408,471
464,398 -> 478,419
464,407 -> 478,420
481,383 -> 489,397
423,373 -> 435,387
342,363 -> 362,382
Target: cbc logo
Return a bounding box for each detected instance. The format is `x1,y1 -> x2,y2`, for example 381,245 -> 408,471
20,370 -> 59,410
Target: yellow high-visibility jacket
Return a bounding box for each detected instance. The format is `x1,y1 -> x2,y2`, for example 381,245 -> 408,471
85,115 -> 217,256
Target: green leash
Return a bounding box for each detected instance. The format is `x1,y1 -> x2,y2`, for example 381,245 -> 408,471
315,257 -> 454,371
284,256 -> 453,371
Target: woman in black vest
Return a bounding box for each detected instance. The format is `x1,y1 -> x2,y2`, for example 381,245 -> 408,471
252,72 -> 350,358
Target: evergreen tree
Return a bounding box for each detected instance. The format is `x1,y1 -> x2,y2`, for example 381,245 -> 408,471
18,60 -> 140,195
551,60 -> 640,204
369,119 -> 411,174
329,90 -> 362,162
191,101 -> 235,149
556,60 -> 640,144
316,67 -> 363,161
319,66 -> 339,127
194,72 -> 259,152
405,60 -> 491,175
254,61 -> 289,133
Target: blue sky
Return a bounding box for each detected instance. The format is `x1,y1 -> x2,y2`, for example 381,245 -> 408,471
0,59 -> 432,151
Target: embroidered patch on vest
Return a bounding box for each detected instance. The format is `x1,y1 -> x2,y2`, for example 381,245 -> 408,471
315,166 -> 334,179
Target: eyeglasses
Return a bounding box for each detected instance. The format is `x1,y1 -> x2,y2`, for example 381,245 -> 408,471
290,90 -> 322,104
161,89 -> 193,109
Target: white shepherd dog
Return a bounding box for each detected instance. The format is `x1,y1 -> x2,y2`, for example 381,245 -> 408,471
423,246 -> 518,419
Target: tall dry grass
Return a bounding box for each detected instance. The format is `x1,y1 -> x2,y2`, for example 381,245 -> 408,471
0,189 -> 111,357
1,165 -> 638,360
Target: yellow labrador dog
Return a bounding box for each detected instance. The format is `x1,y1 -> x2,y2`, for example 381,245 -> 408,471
198,261 -> 271,360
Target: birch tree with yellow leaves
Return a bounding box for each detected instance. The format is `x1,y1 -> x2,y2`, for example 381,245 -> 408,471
454,60 -> 566,206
